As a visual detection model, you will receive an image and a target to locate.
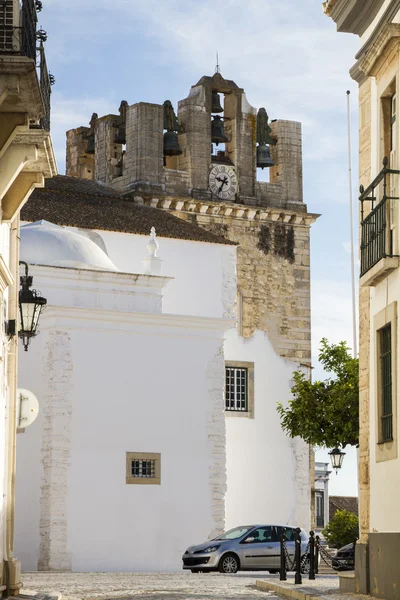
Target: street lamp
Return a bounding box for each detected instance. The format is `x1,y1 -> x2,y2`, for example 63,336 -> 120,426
18,261 -> 47,351
328,447 -> 346,473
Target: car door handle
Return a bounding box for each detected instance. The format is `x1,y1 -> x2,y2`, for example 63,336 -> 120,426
266,546 -> 273,549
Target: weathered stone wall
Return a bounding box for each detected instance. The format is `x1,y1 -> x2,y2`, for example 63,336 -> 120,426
65,127 -> 94,180
124,103 -> 164,191
39,330 -> 73,571
132,196 -> 314,365
194,213 -> 312,363
94,114 -> 120,185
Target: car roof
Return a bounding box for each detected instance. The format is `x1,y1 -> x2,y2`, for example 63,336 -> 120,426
241,524 -> 304,529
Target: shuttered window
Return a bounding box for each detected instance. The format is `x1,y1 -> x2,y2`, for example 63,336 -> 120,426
380,324 -> 393,442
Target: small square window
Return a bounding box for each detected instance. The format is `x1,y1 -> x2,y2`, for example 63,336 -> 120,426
126,452 -> 161,485
225,361 -> 254,418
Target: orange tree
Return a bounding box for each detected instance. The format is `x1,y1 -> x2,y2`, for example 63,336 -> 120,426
277,339 -> 359,448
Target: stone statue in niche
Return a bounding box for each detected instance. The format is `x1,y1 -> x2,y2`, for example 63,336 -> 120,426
163,100 -> 181,132
256,108 -> 275,146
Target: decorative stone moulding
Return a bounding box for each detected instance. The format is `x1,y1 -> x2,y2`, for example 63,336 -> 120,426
132,196 -> 319,226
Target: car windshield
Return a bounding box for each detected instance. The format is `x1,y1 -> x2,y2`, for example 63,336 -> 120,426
215,526 -> 253,540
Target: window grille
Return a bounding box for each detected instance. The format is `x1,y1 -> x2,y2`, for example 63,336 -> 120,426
225,366 -> 248,411
380,324 -> 393,442
0,0 -> 16,53
131,459 -> 156,478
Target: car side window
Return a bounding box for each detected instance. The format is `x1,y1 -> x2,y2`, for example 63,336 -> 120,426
286,528 -> 295,541
243,526 -> 277,544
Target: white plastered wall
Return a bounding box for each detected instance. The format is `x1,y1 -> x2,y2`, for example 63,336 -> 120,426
224,329 -> 311,532
15,263 -> 230,571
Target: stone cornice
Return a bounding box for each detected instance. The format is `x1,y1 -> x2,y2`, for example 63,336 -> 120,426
322,0 -> 338,17
133,195 -> 320,227
357,23 -> 400,77
40,305 -> 235,336
323,0 -> 385,36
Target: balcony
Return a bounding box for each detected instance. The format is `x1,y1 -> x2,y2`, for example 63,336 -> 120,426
0,0 -> 53,130
360,158 -> 400,286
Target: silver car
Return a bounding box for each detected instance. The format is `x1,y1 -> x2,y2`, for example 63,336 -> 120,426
182,524 -> 309,574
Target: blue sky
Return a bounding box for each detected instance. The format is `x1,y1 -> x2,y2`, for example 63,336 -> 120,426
41,0 -> 360,496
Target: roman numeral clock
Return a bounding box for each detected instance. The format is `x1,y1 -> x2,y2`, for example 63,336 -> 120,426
209,165 -> 237,201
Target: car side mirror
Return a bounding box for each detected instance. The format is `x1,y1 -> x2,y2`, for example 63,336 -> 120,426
244,537 -> 255,543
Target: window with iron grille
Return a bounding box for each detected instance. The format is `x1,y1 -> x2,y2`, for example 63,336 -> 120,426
225,366 -> 248,412
131,459 -> 155,479
126,452 -> 160,485
380,324 -> 393,442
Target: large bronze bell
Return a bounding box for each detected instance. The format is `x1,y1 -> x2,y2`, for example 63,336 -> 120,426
211,91 -> 223,113
211,115 -> 228,146
163,131 -> 182,156
85,133 -> 95,154
257,143 -> 274,169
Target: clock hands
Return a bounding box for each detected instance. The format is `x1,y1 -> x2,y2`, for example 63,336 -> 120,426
216,175 -> 228,192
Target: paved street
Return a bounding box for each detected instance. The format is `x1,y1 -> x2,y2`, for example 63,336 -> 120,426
21,572 -> 277,600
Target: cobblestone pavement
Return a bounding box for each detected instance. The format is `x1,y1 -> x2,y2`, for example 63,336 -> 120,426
21,572 -> 278,600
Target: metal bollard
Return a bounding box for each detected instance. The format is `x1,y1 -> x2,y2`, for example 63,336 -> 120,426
309,530 -> 315,580
280,527 -> 287,581
294,527 -> 302,584
315,535 -> 320,574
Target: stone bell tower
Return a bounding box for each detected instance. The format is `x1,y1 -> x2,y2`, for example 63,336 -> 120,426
66,71 -> 317,363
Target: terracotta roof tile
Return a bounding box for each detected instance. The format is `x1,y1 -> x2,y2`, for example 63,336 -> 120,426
22,176 -> 235,246
329,496 -> 359,520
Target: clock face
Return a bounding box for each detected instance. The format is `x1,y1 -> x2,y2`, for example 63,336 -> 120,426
209,165 -> 237,201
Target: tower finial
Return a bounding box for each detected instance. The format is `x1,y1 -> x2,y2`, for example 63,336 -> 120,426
215,51 -> 220,74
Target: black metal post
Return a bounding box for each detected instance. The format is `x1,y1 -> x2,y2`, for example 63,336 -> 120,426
294,527 -> 302,585
315,535 -> 320,574
280,527 -> 287,581
309,530 -> 315,580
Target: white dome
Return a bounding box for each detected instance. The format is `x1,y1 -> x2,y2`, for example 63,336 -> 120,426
20,221 -> 118,272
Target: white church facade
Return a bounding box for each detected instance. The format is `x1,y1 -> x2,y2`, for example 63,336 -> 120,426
15,71 -> 316,572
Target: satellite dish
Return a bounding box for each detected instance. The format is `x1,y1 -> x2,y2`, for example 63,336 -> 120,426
17,388 -> 39,430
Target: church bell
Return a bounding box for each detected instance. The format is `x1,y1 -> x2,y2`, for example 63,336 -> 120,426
163,131 -> 182,156
211,91 -> 223,114
257,143 -> 274,169
211,115 -> 228,146
85,133 -> 95,154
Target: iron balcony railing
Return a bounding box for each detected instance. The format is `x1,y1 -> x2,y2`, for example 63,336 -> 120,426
0,0 -> 54,130
360,157 -> 400,277
0,0 -> 39,58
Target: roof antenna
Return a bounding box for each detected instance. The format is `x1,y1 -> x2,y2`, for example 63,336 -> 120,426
215,51 -> 220,74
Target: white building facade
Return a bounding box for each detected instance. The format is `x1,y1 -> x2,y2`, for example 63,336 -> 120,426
14,172 -> 311,571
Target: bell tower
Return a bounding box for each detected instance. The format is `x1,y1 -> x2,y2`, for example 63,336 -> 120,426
65,71 -> 317,363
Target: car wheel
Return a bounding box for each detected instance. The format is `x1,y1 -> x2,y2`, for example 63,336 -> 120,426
219,553 -> 239,574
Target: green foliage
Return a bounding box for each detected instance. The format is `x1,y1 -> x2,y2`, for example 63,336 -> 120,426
277,339 -> 359,448
322,509 -> 359,548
